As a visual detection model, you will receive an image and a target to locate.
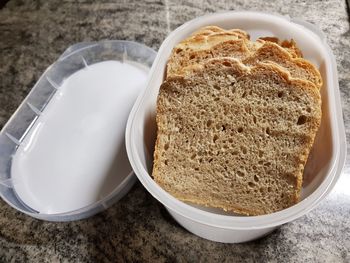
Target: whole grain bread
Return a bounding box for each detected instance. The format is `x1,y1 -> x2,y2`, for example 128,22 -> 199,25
243,41 -> 323,89
189,26 -> 302,57
166,27 -> 310,81
153,58 -> 321,216
167,37 -> 322,89
257,37 -> 303,58
191,26 -> 250,39
175,31 -> 247,52
167,38 -> 251,76
166,27 -> 250,77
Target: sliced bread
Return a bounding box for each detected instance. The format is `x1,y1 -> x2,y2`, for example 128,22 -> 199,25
168,38 -> 322,89
166,26 -> 304,78
243,41 -> 323,89
191,26 -> 250,39
257,37 -> 303,58
167,39 -> 251,77
166,28 -> 251,77
153,58 -> 321,216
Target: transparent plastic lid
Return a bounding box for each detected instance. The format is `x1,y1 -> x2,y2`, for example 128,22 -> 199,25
0,40 -> 156,221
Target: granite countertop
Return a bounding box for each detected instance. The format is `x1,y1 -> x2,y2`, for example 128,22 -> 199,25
0,0 -> 349,262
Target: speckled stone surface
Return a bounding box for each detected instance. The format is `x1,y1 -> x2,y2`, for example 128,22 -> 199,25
0,0 -> 349,262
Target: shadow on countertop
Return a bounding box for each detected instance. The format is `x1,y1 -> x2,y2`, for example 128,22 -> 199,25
0,0 -> 9,9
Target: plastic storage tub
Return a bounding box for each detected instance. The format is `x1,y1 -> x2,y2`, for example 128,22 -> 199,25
126,11 -> 346,243
0,40 -> 156,221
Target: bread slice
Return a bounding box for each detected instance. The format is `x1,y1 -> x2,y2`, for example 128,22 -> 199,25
166,26 -> 305,78
175,31 -> 247,51
191,27 -> 302,58
189,27 -> 302,58
153,58 -> 321,216
167,39 -> 251,77
166,28 -> 250,77
168,39 -> 322,89
190,26 -> 250,39
243,41 -> 323,89
257,37 -> 303,58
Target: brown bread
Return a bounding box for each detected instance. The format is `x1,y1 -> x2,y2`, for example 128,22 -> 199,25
153,58 -> 321,215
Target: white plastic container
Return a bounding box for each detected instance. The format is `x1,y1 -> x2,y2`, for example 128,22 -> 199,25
0,40 -> 156,221
125,11 -> 346,243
